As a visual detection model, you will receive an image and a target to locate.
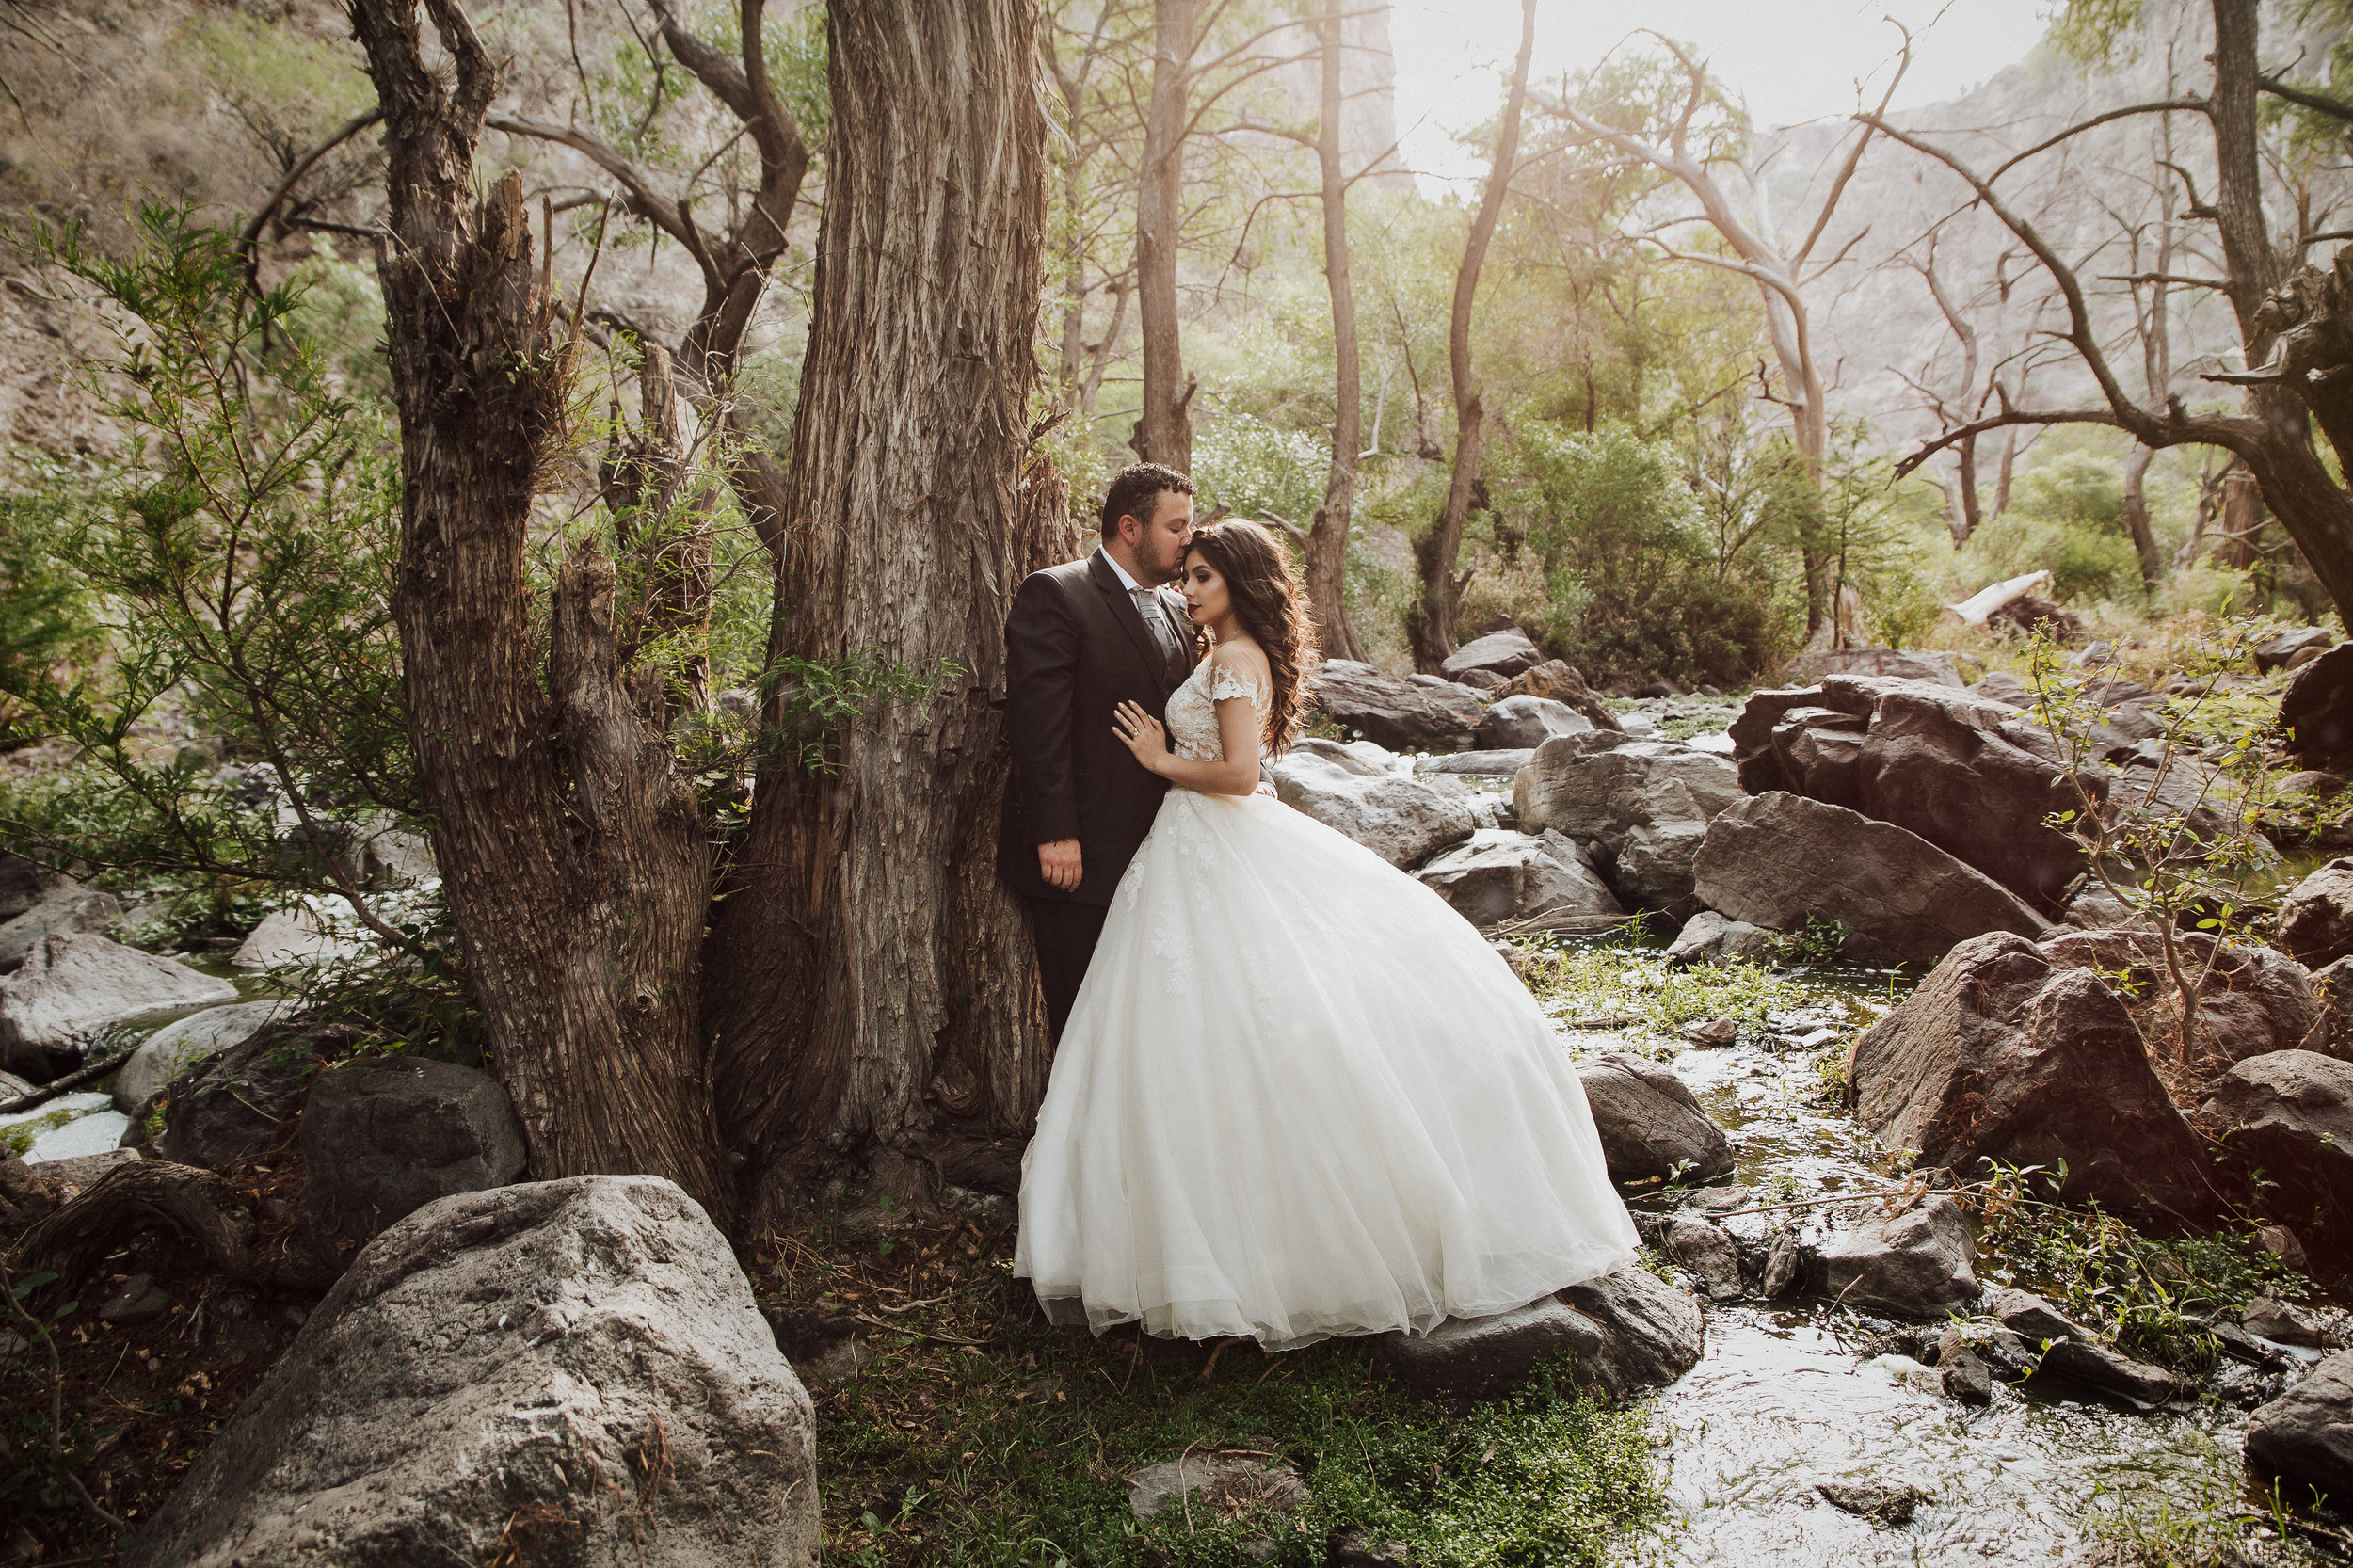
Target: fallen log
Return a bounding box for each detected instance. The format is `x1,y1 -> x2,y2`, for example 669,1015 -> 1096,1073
1945,568 -> 2054,628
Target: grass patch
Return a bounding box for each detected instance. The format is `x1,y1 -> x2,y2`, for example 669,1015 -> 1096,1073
1977,1188 -> 2309,1377
1654,711 -> 1735,743
746,1216 -> 1664,1567
1511,936 -> 1819,1042
2074,1458 -> 2340,1567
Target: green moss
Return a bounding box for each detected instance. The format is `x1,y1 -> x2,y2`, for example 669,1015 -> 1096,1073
0,1104 -> 82,1158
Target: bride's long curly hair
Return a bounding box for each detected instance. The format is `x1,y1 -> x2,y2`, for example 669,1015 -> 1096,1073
1185,519 -> 1319,752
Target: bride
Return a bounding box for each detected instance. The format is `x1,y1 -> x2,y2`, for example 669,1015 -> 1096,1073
1014,519 -> 1640,1351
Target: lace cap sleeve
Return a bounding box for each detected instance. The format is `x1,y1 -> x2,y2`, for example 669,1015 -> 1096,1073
1209,662 -> 1268,707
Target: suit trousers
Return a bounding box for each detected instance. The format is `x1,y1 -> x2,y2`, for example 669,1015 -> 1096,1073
1028,897 -> 1111,1046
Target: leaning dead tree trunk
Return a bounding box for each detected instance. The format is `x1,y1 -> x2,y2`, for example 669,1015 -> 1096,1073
351,0 -> 730,1216
1130,0 -> 1197,469
1305,0 -> 1365,663
1412,0 -> 1534,669
705,0 -> 1051,1219
1878,0 -> 2353,626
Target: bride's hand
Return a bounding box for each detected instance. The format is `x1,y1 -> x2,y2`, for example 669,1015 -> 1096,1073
1112,701 -> 1170,775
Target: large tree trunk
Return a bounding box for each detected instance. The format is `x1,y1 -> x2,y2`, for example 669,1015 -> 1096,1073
1129,0 -> 1195,470
1305,0 -> 1364,663
1412,0 -> 1534,669
352,0 -> 731,1215
704,0 -> 1051,1220
2207,0 -> 2353,619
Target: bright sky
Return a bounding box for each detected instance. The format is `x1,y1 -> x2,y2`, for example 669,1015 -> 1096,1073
1391,0 -> 2057,191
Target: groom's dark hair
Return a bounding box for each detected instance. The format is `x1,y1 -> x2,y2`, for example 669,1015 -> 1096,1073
1098,463 -> 1194,537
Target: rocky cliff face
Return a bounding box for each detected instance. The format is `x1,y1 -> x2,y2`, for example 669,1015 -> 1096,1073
1739,0 -> 2353,452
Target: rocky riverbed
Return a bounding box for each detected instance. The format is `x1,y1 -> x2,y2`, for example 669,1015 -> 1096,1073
1538,946 -> 2338,1565
12,643 -> 2353,1565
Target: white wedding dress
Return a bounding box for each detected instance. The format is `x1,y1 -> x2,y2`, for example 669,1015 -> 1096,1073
1014,654 -> 1641,1350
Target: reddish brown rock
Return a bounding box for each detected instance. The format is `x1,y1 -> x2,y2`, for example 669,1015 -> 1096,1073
1851,932 -> 2220,1226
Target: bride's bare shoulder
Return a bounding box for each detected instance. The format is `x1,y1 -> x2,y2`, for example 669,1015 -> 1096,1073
1209,637 -> 1270,681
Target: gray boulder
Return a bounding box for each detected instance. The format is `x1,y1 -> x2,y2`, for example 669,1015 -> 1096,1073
1666,910 -> 1776,968
1441,629 -> 1546,681
2036,1339 -> 2182,1405
0,853 -> 53,922
2197,1050 -> 2353,1251
114,1000 -> 290,1112
2060,883 -> 2146,930
1415,748 -> 1537,776
158,1023 -> 348,1171
0,934 -> 239,1081
1558,1264 -> 1706,1400
1289,735 -> 1401,774
1692,793 -> 2050,968
1971,671 -> 2033,707
1272,749 -> 1476,868
2256,626 -> 2335,673
1126,1454 -> 1306,1522
0,879 -> 120,970
1764,707 -> 1871,809
1576,1053 -> 1734,1184
1376,1265 -> 1703,1404
121,1176 -> 817,1568
1851,932 -> 2218,1225
1980,1286 -> 2092,1347
1374,1297 -> 1603,1402
2282,645 -> 2353,772
1814,1196 -> 1980,1319
1474,695 -> 1591,750
1414,829 -> 1622,929
232,906 -> 370,970
1513,737 -> 1742,913
1852,684 -> 2091,912
1313,660 -> 1482,752
1664,1215 -> 1744,1301
2282,857 -> 2353,969
2249,1352 -> 2353,1505
1495,661 -> 1623,732
298,1057 -> 528,1270
2307,955 -> 2353,1057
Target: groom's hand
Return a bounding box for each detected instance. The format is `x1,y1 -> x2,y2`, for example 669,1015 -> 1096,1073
1038,839 -> 1082,892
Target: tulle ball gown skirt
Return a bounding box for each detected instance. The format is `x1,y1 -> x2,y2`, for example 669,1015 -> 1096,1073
1014,787 -> 1641,1351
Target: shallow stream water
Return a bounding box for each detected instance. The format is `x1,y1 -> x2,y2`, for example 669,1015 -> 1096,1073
0,953 -> 267,1161
1558,955 -> 2329,1567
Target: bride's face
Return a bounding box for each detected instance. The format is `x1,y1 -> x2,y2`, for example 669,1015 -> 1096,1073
1178,551 -> 1231,629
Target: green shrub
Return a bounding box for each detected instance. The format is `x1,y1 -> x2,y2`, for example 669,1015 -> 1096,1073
0,472 -> 101,738
1961,509 -> 2142,603
1522,422 -> 1779,687
1193,413 -> 1326,527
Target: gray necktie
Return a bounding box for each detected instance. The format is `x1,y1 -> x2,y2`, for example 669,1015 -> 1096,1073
1132,588 -> 1182,663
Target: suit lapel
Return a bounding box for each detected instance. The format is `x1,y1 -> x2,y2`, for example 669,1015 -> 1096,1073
1089,549 -> 1178,695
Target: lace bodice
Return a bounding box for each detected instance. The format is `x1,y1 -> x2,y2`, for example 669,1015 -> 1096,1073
1165,655 -> 1270,763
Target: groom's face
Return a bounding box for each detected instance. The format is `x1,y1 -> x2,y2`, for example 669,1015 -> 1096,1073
1127,490 -> 1194,585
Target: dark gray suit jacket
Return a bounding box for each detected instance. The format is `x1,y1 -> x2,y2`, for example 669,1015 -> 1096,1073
997,549 -> 1196,906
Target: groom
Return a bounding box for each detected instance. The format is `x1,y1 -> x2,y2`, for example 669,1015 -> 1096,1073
999,462 -> 1198,1043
